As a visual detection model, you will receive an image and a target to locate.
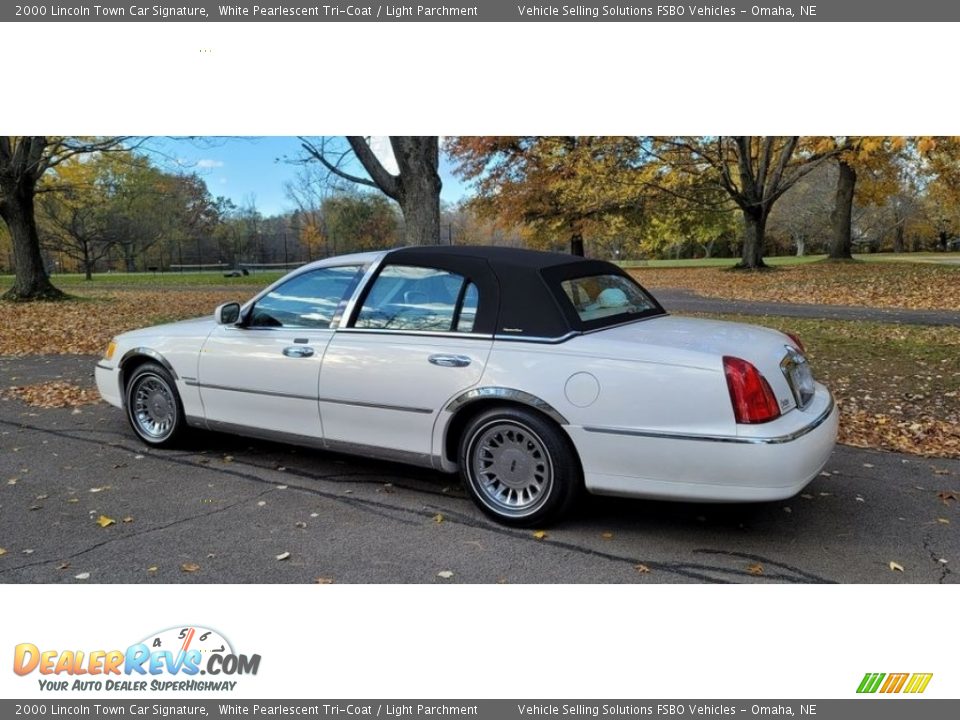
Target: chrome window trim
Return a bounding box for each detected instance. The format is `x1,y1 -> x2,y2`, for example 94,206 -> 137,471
582,395 -> 835,446
335,328 -> 494,341
445,387 -> 569,426
492,331 -> 580,344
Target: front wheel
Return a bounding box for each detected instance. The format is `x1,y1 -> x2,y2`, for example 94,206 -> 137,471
458,407 -> 582,527
125,362 -> 186,447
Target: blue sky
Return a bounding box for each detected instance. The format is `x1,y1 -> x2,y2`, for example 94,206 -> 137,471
142,137 -> 470,216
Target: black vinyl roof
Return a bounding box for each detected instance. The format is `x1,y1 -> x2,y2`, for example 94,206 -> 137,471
380,245 -> 664,339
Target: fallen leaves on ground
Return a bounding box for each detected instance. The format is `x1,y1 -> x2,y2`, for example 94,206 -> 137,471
314,577 -> 334,584
634,564 -> 651,574
2,381 -> 100,408
275,551 -> 291,561
436,570 -> 454,579
433,513 -> 444,524
74,572 -> 90,580
95,515 -> 115,528
0,548 -> 7,557
630,262 -> 960,311
532,530 -> 548,540
747,563 -> 764,576
0,289 -> 243,356
938,491 -> 959,505
180,562 -> 201,573
889,561 -> 905,572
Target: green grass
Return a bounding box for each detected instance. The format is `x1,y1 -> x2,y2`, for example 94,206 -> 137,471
620,252 -> 960,269
0,270 -> 286,289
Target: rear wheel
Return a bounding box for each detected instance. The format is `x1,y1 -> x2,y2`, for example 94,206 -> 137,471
125,362 -> 186,447
459,407 -> 581,527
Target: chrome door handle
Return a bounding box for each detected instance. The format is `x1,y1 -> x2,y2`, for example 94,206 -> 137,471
283,346 -> 315,358
428,354 -> 471,368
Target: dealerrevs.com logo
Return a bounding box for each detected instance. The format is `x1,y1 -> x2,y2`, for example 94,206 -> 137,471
13,626 -> 261,692
857,672 -> 933,694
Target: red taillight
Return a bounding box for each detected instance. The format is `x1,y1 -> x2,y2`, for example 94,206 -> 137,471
784,331 -> 805,354
723,356 -> 781,424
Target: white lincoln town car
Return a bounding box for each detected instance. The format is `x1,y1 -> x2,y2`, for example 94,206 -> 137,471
95,246 -> 838,526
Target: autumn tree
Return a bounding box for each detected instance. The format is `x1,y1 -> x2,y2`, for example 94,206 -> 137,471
299,137 -> 441,246
653,137 -> 838,269
322,193 -> 400,253
447,136 -> 647,256
0,136 -> 131,299
37,157 -> 116,280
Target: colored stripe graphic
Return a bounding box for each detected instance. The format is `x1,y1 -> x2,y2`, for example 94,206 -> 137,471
857,673 -> 885,693
904,673 -> 933,694
857,672 -> 932,694
880,673 -> 909,693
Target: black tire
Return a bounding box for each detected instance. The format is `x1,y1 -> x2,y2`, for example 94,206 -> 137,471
124,361 -> 186,448
458,406 -> 582,527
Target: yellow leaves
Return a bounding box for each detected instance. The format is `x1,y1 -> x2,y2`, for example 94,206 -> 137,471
889,561 -> 905,573
95,515 -> 115,528
634,564 -> 651,574
0,289 -> 244,357
747,563 -> 764,576
0,548 -> 7,557
532,530 -> 548,540
917,137 -> 938,155
180,562 -> 201,573
432,513 -> 444,524
2,381 -> 100,408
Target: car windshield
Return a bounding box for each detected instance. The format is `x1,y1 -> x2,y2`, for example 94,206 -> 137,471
559,274 -> 660,324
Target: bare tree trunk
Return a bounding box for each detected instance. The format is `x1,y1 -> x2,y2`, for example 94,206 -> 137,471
828,159 -> 856,260
737,208 -> 768,269
82,242 -> 93,281
893,224 -> 905,253
0,180 -> 64,300
570,231 -> 584,257
397,165 -> 441,246
794,234 -> 806,256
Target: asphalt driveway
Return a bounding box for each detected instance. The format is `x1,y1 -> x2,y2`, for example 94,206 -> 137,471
0,355 -> 957,584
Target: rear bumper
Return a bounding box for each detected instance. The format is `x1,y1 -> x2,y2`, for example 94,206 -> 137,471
95,362 -> 123,409
569,384 -> 839,502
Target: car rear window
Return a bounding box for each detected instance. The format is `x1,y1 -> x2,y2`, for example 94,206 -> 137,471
559,274 -> 660,325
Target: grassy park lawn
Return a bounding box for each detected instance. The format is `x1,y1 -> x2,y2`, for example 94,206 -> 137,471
630,256 -> 960,310
2,258 -> 958,458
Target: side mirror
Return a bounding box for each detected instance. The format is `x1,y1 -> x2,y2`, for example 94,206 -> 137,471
214,302 -> 241,325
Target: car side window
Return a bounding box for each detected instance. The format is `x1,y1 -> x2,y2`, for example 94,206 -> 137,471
248,265 -> 363,329
354,265 -> 478,333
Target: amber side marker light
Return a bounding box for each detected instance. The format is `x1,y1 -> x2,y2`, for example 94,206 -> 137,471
104,341 -> 117,361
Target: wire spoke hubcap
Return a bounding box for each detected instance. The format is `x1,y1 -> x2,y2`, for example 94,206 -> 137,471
133,375 -> 176,439
469,421 -> 553,516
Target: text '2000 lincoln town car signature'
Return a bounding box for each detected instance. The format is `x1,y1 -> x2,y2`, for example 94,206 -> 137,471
96,246 -> 838,526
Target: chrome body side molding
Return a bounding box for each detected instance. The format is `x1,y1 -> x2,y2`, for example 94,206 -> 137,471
583,395 -> 836,446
